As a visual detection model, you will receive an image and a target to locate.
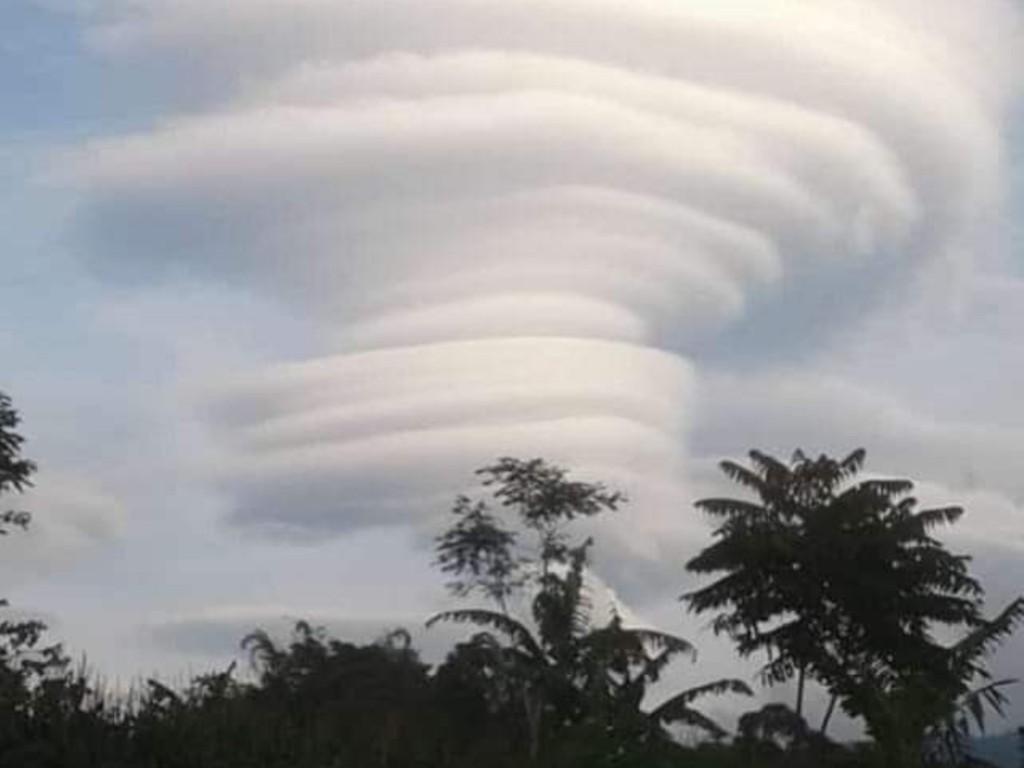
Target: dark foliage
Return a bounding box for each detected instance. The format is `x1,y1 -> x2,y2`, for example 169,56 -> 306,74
0,392 -> 34,534
430,458 -> 750,763
686,448 -> 1023,767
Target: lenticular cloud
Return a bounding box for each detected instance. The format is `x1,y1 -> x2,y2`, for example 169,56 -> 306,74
73,0 -> 1018,547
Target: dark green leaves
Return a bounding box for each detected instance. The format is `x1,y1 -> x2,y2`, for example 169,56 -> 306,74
686,447 -> 1023,765
430,458 -> 744,760
435,495 -> 521,606
479,457 -> 623,529
0,392 -> 34,535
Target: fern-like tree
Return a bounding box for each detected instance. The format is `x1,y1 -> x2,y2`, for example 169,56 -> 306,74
685,448 -> 1022,767
429,458 -> 750,762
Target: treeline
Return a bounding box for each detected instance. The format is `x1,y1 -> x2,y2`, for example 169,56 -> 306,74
0,617 -> 827,768
0,392 -> 1021,768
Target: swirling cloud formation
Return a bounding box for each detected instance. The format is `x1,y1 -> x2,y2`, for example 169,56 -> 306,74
70,0 -> 1019,553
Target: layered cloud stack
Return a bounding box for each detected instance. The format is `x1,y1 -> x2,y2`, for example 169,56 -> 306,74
72,1 -> 1018,553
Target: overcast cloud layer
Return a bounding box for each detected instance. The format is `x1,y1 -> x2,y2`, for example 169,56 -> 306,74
2,0 -> 1022,737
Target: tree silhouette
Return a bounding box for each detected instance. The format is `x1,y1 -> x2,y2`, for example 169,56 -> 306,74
686,448 -> 1022,767
865,597 -> 1024,767
431,457 -> 750,762
0,392 -> 87,766
0,392 -> 35,534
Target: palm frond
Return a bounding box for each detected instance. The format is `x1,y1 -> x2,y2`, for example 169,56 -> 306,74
839,448 -> 867,478
911,506 -> 965,532
958,679 -> 1017,734
851,478 -> 915,499
952,598 -> 1024,668
427,609 -> 545,661
619,628 -> 695,660
719,460 -> 769,496
649,700 -> 728,738
695,498 -> 767,518
748,451 -> 791,478
652,678 -> 753,714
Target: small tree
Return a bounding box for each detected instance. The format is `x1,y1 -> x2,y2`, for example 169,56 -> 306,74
0,393 -> 35,534
430,458 -> 750,762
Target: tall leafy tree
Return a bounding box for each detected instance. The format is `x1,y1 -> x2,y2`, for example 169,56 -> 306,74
685,448 -> 1022,766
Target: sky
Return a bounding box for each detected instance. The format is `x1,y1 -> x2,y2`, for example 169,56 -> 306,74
2,0 -> 1024,737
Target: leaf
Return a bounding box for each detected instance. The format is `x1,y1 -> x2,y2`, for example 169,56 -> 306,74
953,598 -> 1024,669
427,609 -> 545,662
652,678 -> 753,714
649,682 -> 749,738
718,460 -> 769,496
694,498 -> 767,519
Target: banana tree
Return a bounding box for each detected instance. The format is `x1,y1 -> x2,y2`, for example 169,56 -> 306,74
430,458 -> 750,761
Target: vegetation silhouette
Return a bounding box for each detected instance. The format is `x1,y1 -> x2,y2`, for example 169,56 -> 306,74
0,392 -> 1020,767
686,449 -> 1024,768
429,458 -> 752,763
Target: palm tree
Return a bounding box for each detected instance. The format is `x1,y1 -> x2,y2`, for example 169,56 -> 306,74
867,597 -> 1024,767
430,579 -> 750,759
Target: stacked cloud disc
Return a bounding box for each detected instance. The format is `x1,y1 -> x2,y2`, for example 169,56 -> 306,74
73,0 -> 1018,549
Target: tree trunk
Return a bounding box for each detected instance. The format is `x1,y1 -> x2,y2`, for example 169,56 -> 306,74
795,666 -> 806,720
524,687 -> 542,763
819,694 -> 837,737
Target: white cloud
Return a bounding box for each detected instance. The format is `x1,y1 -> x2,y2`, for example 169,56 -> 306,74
61,1 -> 1020,550
693,368 -> 1024,511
